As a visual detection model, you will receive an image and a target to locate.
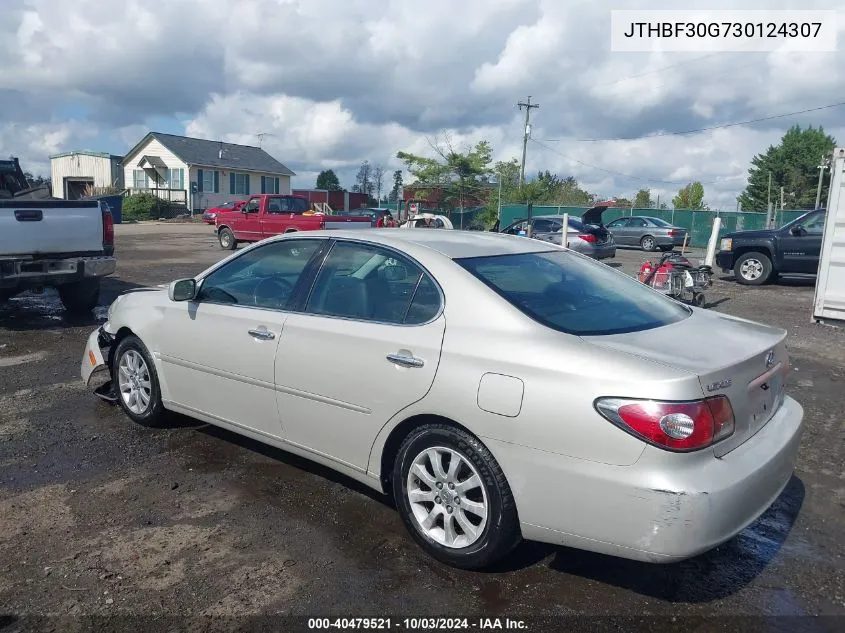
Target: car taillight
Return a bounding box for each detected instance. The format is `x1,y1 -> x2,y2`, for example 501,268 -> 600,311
319,218 -> 326,229
667,229 -> 678,236
102,207 -> 114,246
577,233 -> 596,243
594,396 -> 735,452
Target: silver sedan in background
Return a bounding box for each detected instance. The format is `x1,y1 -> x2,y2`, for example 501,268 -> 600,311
497,214 -> 616,260
81,229 -> 803,570
605,215 -> 688,251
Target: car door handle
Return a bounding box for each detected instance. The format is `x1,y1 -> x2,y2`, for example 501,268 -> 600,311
248,328 -> 275,340
386,353 -> 424,368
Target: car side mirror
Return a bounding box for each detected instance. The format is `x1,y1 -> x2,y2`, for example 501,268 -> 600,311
168,278 -> 197,301
790,225 -> 804,236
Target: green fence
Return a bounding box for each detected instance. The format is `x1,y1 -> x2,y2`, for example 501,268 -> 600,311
498,205 -> 811,248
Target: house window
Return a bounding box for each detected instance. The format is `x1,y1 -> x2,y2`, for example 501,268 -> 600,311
202,170 -> 215,192
261,176 -> 280,194
133,169 -> 147,189
167,168 -> 184,190
231,172 -> 250,195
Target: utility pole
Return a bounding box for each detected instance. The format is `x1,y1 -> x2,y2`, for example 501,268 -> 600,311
517,96 -> 539,188
815,154 -> 830,209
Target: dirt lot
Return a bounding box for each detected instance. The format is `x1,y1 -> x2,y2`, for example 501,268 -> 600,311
1,224 -> 844,630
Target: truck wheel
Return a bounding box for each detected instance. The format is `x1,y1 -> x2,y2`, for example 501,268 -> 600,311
218,227 -> 237,250
734,251 -> 773,285
640,235 -> 657,251
58,278 -> 100,314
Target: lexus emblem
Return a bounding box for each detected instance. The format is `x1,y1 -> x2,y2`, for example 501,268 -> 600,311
765,350 -> 775,369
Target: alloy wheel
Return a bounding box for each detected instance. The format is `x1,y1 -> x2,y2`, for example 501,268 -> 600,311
406,446 -> 489,549
117,349 -> 152,415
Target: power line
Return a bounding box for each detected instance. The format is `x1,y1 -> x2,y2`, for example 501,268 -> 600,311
599,53 -> 720,88
542,101 -> 845,143
529,137 -> 744,186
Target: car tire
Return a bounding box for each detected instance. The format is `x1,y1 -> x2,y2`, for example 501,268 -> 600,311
734,251 -> 773,285
640,235 -> 657,251
58,278 -> 100,314
112,335 -> 167,426
218,227 -> 237,250
392,423 -> 521,570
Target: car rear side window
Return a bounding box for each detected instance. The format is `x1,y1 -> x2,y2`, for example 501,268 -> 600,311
456,250 -> 689,336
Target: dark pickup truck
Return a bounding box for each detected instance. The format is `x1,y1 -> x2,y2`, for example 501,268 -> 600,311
716,209 -> 826,285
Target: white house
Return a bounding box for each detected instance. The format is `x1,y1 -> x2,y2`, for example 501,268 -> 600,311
50,151 -> 124,200
121,132 -> 295,211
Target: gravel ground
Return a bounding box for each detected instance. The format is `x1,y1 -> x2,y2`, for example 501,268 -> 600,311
1,224 -> 843,632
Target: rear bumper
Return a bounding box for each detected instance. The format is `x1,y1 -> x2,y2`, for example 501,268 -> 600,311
0,255 -> 116,290
657,235 -> 688,247
591,243 -> 616,260
486,395 -> 804,563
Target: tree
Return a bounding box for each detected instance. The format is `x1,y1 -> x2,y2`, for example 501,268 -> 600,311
388,170 -> 403,204
23,172 -> 51,188
315,169 -> 341,191
373,165 -> 385,203
738,124 -> 836,211
672,181 -> 707,210
397,137 -> 493,205
352,160 -> 374,200
634,188 -> 653,208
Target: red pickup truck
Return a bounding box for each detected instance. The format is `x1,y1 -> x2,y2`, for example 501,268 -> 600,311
214,194 -> 372,250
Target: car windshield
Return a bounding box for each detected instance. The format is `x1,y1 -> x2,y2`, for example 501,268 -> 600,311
455,250 -> 690,336
646,217 -> 673,227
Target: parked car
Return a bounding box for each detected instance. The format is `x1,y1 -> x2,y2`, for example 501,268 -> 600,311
496,209 -> 615,260
81,229 -> 803,570
213,194 -> 372,249
1,158 -> 115,313
400,213 -> 453,229
604,216 -> 688,251
203,200 -> 245,224
716,209 -> 826,285
348,208 -> 396,226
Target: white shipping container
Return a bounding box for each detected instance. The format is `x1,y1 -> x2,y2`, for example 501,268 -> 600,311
812,147 -> 845,323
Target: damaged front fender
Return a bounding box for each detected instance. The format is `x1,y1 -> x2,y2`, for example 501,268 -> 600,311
80,327 -> 117,402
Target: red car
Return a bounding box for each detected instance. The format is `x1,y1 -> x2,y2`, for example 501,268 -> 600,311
203,200 -> 245,224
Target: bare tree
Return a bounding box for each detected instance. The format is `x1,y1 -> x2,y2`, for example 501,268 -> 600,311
373,165 -> 385,203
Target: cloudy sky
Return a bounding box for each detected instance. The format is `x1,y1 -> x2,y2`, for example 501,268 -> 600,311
1,0 -> 843,209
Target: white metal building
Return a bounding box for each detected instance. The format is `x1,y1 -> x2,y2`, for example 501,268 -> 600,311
813,147 -> 845,324
49,151 -> 124,200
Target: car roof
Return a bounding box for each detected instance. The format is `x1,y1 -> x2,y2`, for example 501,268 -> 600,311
268,228 -> 560,259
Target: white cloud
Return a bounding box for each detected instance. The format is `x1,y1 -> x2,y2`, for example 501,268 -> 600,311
0,0 -> 843,208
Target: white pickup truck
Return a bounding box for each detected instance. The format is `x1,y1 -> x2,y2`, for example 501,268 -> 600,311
0,158 -> 116,314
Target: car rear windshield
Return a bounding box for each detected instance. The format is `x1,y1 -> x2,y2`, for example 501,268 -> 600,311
455,250 -> 690,336
646,217 -> 673,227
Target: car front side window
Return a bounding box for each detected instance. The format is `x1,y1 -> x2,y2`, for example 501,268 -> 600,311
196,239 -> 325,310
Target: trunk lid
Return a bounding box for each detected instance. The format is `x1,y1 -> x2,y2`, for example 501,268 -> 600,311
0,200 -> 105,256
583,309 -> 789,456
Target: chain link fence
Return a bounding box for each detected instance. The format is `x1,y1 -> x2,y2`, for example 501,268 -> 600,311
497,205 -> 809,248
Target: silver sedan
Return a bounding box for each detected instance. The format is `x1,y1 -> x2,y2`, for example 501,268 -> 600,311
605,215 -> 688,251
81,229 -> 803,570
